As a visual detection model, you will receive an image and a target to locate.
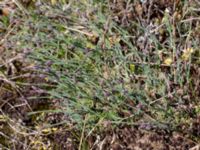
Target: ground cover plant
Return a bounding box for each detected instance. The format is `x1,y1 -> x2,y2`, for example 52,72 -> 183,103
0,0 -> 200,149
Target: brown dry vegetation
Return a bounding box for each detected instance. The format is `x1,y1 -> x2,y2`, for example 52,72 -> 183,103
0,0 -> 200,149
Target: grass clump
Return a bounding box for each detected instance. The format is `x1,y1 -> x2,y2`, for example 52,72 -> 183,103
1,0 -> 200,149
25,1 -> 200,131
